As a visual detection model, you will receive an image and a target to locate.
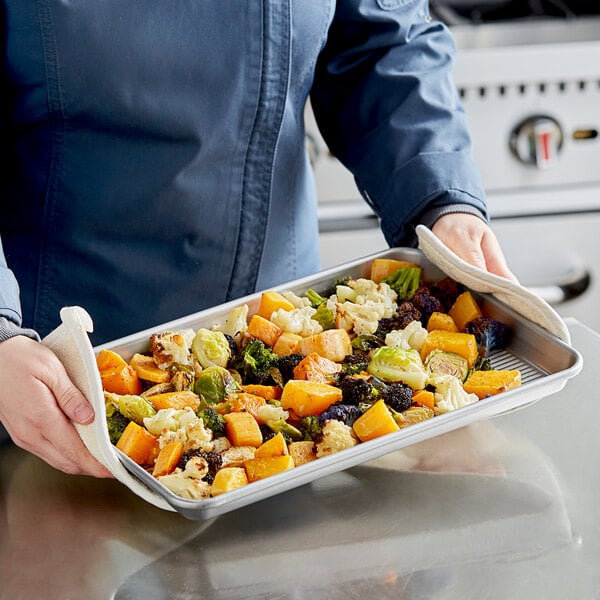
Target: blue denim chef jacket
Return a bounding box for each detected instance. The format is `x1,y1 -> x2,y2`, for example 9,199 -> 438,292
0,0 -> 487,345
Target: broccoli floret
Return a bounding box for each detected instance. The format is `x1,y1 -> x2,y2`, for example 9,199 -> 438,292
178,449 -> 222,484
318,404 -> 364,427
299,415 -> 323,441
411,287 -> 443,326
351,335 -> 383,351
305,288 -> 327,308
235,339 -> 279,384
106,410 -> 130,445
382,266 -> 422,300
338,351 -> 371,376
339,374 -> 380,406
197,407 -> 226,438
264,419 -> 303,443
466,317 -> 512,354
374,380 -> 413,413
312,302 -> 336,330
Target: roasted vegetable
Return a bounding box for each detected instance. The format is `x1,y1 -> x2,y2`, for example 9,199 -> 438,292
194,366 -> 241,404
465,317 -> 512,354
235,339 -> 280,384
382,266 -> 421,300
425,349 -> 469,382
367,346 -> 428,390
192,328 -> 232,369
197,407 -> 227,438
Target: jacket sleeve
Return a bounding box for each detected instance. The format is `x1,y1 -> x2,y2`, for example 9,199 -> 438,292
310,0 -> 488,247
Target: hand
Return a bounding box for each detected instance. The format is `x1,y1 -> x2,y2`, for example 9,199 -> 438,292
431,213 -> 518,282
0,336 -> 113,478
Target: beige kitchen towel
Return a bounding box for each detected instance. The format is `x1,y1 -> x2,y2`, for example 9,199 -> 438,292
415,224 -> 571,345
41,307 -> 174,511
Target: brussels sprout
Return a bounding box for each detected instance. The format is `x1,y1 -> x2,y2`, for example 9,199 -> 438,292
367,346 -> 428,390
117,394 -> 157,425
193,366 -> 240,404
191,328 -> 232,369
425,350 -> 469,382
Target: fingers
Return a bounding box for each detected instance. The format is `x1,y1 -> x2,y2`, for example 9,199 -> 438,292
431,213 -> 519,283
0,337 -> 114,478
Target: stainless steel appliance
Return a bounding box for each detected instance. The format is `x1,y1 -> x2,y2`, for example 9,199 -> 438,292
312,1 -> 600,329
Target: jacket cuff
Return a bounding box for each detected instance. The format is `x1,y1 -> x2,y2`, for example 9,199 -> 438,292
0,317 -> 41,343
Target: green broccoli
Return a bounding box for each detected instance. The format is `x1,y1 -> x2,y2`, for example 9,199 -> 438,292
299,415 -> 323,441
197,407 -> 226,437
312,302 -> 336,330
105,402 -> 131,444
305,288 -> 327,308
235,338 -> 280,384
382,266 -> 421,300
264,418 -> 303,443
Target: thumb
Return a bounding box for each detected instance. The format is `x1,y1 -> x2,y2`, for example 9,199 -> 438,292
45,361 -> 95,425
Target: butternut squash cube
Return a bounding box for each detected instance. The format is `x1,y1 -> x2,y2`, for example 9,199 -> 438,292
210,467 -> 249,496
224,412 -> 263,447
411,389 -> 435,410
228,392 -> 267,421
244,455 -> 295,482
116,421 -> 159,466
448,291 -> 483,331
352,399 -> 400,442
152,441 -> 184,477
298,328 -> 352,362
288,441 -> 317,466
280,379 -> 343,417
272,331 -> 303,357
254,432 -> 289,458
241,384 -> 282,401
247,314 -> 283,347
129,353 -> 171,383
293,352 -> 342,383
426,312 -> 459,333
420,330 -> 479,368
463,369 -> 522,398
370,258 -> 420,284
148,390 -> 201,412
256,290 -> 295,319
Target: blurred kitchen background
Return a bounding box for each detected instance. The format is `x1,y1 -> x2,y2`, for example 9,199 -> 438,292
309,0 -> 600,330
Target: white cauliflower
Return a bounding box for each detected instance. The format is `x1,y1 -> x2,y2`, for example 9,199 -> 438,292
316,420 -> 359,458
144,407 -> 213,451
256,404 -> 289,425
212,436 -> 232,454
216,304 -> 249,343
182,455 -> 209,479
150,329 -> 195,369
282,290 -> 311,308
270,305 -> 323,337
384,320 -> 428,352
158,472 -> 212,500
428,373 -> 479,414
334,278 -> 397,335
220,446 -> 256,467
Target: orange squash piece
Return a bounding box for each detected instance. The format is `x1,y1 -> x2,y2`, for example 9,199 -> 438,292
298,328 -> 353,362
370,258 -> 420,284
420,330 -> 479,368
116,421 -> 159,465
210,467 -> 249,496
288,441 -> 317,466
223,412 -> 263,447
463,370 -> 522,398
228,392 -> 267,420
426,311 -> 459,333
280,379 -> 343,417
96,349 -> 128,371
272,331 -> 303,357
148,390 -> 201,412
152,441 -> 184,477
100,364 -> 143,395
256,291 -> 295,320
352,399 -> 400,442
448,291 -> 483,331
247,314 -> 283,347
241,384 -> 282,401
293,352 -> 342,383
130,353 -> 171,383
255,432 -> 289,458
411,389 -> 435,410
244,455 -> 295,482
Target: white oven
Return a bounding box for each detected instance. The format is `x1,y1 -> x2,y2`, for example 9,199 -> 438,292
312,2 -> 600,330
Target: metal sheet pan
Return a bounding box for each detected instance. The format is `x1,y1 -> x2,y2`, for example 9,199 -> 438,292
101,248 -> 583,520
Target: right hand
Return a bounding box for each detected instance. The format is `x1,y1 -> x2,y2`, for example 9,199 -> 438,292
0,335 -> 113,478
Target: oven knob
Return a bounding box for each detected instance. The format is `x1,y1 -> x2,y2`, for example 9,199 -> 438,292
509,116 -> 564,169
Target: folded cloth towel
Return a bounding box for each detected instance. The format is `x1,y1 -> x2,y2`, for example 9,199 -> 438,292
415,224 -> 571,345
42,307 -> 174,511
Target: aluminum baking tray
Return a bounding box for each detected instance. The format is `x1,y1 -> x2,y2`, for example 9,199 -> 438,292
98,248 -> 583,520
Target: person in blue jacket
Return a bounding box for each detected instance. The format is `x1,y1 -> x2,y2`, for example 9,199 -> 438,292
0,0 -> 514,477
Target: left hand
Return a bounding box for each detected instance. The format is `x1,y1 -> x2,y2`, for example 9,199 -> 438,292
431,213 -> 518,282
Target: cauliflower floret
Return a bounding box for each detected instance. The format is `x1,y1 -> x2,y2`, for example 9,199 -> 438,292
334,278 -> 397,336
212,436 -> 232,454
157,472 -> 211,500
182,455 -> 209,479
316,420 -> 359,458
150,329 -> 195,369
282,290 -> 311,309
385,320 -> 428,352
256,404 -> 289,425
145,407 -> 214,452
428,373 -> 479,414
270,306 -> 323,337
215,304 -> 249,343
